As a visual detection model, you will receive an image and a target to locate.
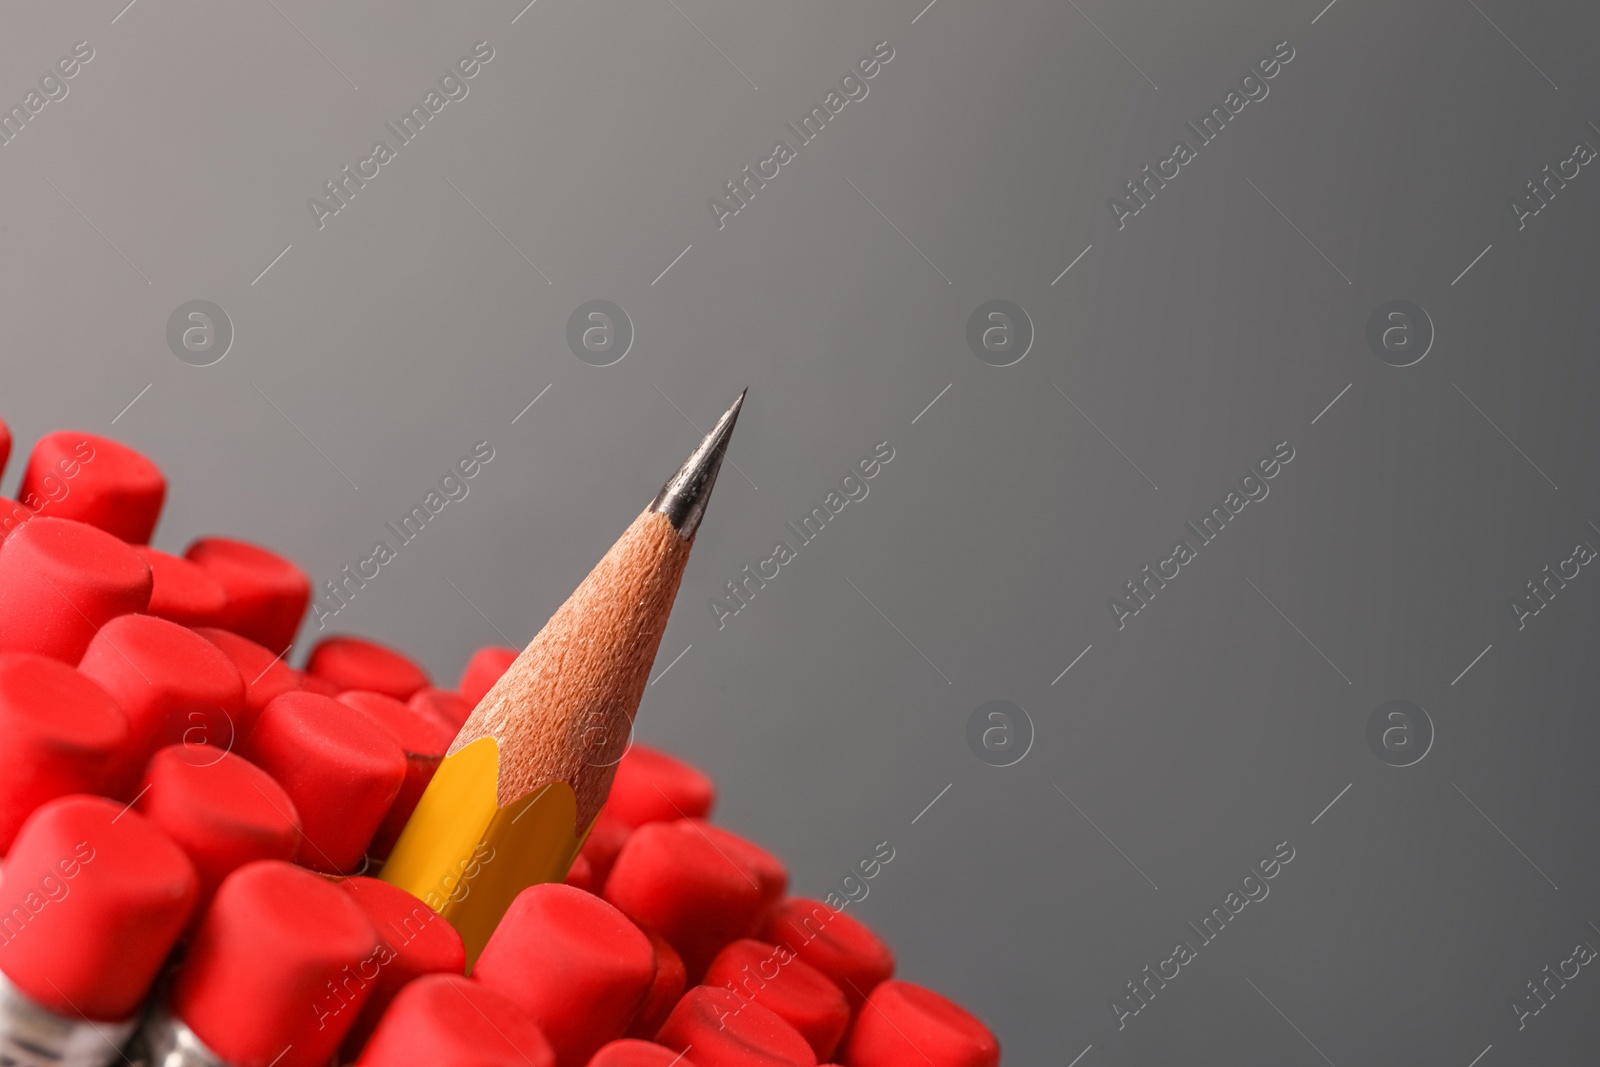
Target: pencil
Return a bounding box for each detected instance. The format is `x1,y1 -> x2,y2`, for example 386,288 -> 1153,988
380,389 -> 745,967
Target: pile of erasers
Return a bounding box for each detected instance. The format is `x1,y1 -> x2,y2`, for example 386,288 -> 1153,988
0,427 -> 1000,1067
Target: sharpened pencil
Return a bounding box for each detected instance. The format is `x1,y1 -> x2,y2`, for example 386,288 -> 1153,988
380,389 -> 745,967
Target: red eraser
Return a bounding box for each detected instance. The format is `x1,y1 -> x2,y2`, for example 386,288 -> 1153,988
840,982 -> 998,1067
339,877 -> 466,1058
705,940 -> 850,1061
355,973 -> 554,1067
337,691 -> 454,860
135,745 -> 301,916
607,746 -> 716,828
0,795 -> 197,1021
410,686 -> 473,732
581,809 -> 631,893
171,860 -> 380,1067
0,418 -> 11,478
194,626 -> 300,719
19,433 -> 165,544
691,821 -> 786,934
0,497 -> 34,543
336,691 -> 453,759
589,1039 -> 699,1067
184,537 -> 310,653
77,613 -> 247,794
134,546 -> 228,629
626,930 -> 685,1039
0,654 -> 127,854
0,517 -> 151,662
475,884 -> 657,1067
604,819 -> 765,980
297,669 -> 340,696
241,692 -> 406,874
458,645 -> 518,705
566,852 -> 594,892
763,899 -> 895,1012
656,986 -> 818,1067
308,636 -> 430,700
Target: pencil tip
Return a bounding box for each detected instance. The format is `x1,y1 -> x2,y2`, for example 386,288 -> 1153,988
650,389 -> 746,540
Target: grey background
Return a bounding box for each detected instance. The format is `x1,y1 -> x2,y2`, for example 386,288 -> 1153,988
2,0 -> 1598,1062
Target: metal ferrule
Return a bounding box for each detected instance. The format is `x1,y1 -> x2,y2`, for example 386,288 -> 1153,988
133,1010 -> 229,1067
0,969 -> 138,1067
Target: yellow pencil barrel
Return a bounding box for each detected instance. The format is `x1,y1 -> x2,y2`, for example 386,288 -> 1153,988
379,737 -> 590,969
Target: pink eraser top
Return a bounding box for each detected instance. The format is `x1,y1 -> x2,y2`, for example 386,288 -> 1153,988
588,1039 -> 700,1067
135,745 -> 302,915
626,929 -> 684,1040
19,432 -> 165,544
604,820 -> 765,980
655,985 -> 818,1067
183,537 -> 310,653
0,517 -> 151,662
172,860 -> 380,1067
0,654 -> 128,854
839,981 -> 999,1067
457,645 -> 517,705
704,940 -> 850,1061
337,691 -> 454,860
409,686 -> 473,731
134,546 -> 228,629
77,613 -> 246,793
607,746 -> 716,828
0,795 -> 197,1021
475,884 -> 657,1067
337,876 -> 466,1058
241,692 -> 406,874
355,973 -> 554,1067
763,899 -> 894,1011
193,627 -> 301,718
307,636 -> 430,700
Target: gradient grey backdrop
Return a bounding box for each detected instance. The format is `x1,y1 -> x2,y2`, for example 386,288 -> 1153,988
3,0 -> 1599,1062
